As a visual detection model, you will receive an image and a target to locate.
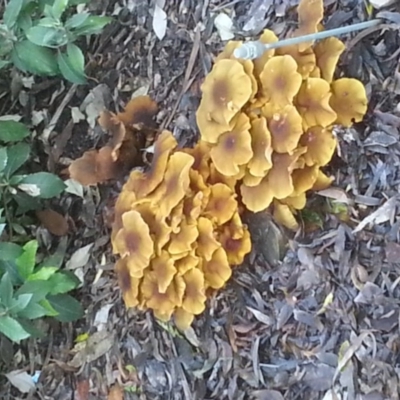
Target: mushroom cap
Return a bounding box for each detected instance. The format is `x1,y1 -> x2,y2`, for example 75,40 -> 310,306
125,130 -> 177,198
168,219 -> 199,256
200,59 -> 253,126
116,95 -> 158,129
291,165 -> 320,196
247,116 -> 273,177
151,152 -> 194,217
210,113 -> 253,176
312,169 -> 334,191
281,192 -> 307,210
174,307 -> 194,330
259,55 -> 302,107
202,247 -> 231,289
68,146 -> 119,186
181,269 -> 207,315
329,78 -> 368,127
204,183 -> 238,225
219,223 -> 251,265
262,104 -> 304,154
300,126 -> 337,166
141,271 -> 178,317
242,172 -> 264,187
196,217 -> 221,261
253,29 -> 279,77
112,210 -> 154,274
196,104 -> 233,144
273,202 -> 299,230
115,257 -> 140,307
150,251 -> 177,293
295,0 -> 324,51
175,252 -> 200,276
276,44 -> 316,79
216,40 -> 258,102
240,147 -> 306,212
314,37 -> 345,83
296,78 -> 337,129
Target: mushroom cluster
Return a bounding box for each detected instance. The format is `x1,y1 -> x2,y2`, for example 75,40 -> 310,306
196,0 -> 368,229
111,131 -> 251,329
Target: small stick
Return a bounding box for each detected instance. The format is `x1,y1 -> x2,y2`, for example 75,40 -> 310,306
233,19 -> 382,60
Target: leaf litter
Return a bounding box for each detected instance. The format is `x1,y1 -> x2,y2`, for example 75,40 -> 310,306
2,0 -> 400,399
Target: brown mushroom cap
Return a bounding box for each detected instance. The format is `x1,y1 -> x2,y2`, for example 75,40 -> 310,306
115,257 -> 141,307
181,269 -> 207,315
273,202 -> 300,230
125,130 -> 177,198
329,78 -> 368,127
300,126 -> 337,166
259,55 -> 302,107
210,113 -> 253,176
276,44 -> 316,79
247,116 -> 273,177
314,37 -> 345,83
296,78 -> 337,129
253,29 -> 279,77
200,59 -> 253,126
262,104 -> 304,154
295,0 -> 324,51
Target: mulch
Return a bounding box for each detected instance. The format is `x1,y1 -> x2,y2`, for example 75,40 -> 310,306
1,0 -> 400,399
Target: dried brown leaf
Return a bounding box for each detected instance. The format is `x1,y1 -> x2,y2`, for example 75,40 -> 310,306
36,209 -> 69,236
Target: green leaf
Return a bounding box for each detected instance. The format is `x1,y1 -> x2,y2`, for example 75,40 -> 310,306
37,17 -> 59,27
48,294 -> 83,322
65,12 -> 89,29
13,192 -> 42,213
39,298 -> 58,316
48,271 -> 78,294
3,0 -> 24,29
27,266 -> 58,281
11,40 -> 59,76
16,280 -> 52,302
0,273 -> 14,307
0,60 -> 11,69
0,147 -> 7,172
57,44 -> 86,84
27,25 -> 68,48
17,301 -> 47,319
0,242 -> 22,261
4,142 -> 30,177
19,172 -> 65,199
0,315 -> 30,342
0,224 -> 5,236
0,120 -> 30,143
9,293 -> 33,314
51,0 -> 68,19
73,16 -> 112,36
16,240 -> 38,280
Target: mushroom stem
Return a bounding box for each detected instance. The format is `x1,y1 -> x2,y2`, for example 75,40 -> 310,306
233,19 -> 381,60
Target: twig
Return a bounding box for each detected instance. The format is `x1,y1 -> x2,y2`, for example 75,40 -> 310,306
41,84 -> 77,143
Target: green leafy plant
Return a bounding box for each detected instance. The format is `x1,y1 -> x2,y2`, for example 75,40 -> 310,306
0,118 -> 66,235
0,0 -> 112,83
0,239 -> 83,342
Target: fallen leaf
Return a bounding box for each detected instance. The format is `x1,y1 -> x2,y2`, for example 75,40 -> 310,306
317,187 -> 352,204
68,146 -> 119,186
369,0 -> 396,9
75,379 -> 90,400
153,0 -> 167,40
94,304 -> 113,330
36,209 -> 69,236
353,196 -> 398,233
252,389 -> 284,400
68,330 -> 115,368
64,179 -> 84,198
5,370 -> 36,393
214,13 -> 235,41
108,385 -> 124,400
66,243 -> 94,270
